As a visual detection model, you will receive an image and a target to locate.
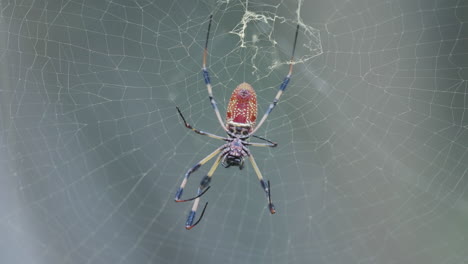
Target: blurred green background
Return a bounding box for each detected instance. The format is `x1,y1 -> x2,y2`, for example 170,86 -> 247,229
1,0 -> 467,263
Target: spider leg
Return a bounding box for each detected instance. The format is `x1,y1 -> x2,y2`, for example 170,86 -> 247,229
185,152 -> 225,229
243,134 -> 278,148
202,15 -> 236,137
175,145 -> 226,202
176,106 -> 229,141
247,24 -> 300,137
244,142 -> 277,148
248,154 -> 276,214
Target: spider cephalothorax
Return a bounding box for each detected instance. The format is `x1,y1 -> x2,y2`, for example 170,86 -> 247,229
221,137 -> 248,169
174,14 -> 299,229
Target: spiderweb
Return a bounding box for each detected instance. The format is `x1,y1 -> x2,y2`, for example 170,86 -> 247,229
1,0 -> 467,263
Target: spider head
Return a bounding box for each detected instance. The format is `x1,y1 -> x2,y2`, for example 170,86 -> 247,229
222,138 -> 246,169
222,155 -> 244,169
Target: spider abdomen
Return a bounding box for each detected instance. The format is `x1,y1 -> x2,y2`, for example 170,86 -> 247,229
226,82 -> 257,131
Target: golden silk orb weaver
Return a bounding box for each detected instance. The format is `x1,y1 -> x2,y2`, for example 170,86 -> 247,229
175,15 -> 300,229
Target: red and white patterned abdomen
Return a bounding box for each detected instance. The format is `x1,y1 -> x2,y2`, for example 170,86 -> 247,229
226,82 -> 257,129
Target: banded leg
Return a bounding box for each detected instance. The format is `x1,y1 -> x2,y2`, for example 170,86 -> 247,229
176,106 -> 228,141
202,15 -> 235,137
175,146 -> 226,202
185,152 -> 224,229
247,24 -> 300,137
248,154 -> 276,214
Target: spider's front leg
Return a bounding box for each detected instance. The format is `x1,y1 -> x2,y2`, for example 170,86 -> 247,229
175,145 -> 226,202
185,151 -> 226,229
247,152 -> 276,214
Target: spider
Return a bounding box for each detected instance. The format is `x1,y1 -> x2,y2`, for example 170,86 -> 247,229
175,15 -> 300,229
